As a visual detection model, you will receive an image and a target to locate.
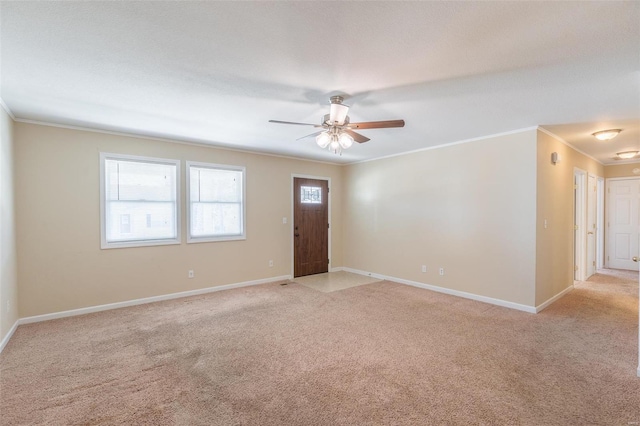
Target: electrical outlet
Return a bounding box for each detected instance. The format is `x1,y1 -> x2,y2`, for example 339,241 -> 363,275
188,270 -> 194,279
269,260 -> 274,267
439,267 -> 444,276
421,265 -> 427,273
282,217 -> 287,224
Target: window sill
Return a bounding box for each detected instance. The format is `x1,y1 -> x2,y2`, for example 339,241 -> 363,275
187,235 -> 246,244
100,239 -> 181,250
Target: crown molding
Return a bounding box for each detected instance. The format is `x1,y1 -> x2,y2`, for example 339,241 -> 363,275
604,159 -> 640,166
14,118 -> 341,167
0,97 -> 16,120
347,126 -> 540,165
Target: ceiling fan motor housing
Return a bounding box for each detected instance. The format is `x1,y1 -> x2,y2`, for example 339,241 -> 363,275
322,114 -> 349,127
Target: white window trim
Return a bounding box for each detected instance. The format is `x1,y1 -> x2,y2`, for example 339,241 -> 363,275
186,160 -> 246,244
100,152 -> 181,249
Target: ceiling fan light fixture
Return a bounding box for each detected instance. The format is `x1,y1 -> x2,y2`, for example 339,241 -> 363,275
592,129 -> 622,141
338,132 -> 354,149
616,150 -> 639,159
316,132 -> 331,148
269,94 -> 404,155
329,138 -> 341,155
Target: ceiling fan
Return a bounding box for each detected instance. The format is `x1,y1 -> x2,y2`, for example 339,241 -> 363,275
269,95 -> 405,155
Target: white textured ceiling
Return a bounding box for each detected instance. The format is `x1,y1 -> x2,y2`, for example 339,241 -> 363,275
1,1 -> 638,164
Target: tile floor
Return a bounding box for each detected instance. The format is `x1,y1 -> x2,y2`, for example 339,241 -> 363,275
292,271 -> 381,293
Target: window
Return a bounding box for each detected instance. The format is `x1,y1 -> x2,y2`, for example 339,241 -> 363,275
301,186 -> 322,204
100,153 -> 180,249
187,161 -> 245,243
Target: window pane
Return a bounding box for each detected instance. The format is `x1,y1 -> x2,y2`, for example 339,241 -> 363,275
106,201 -> 177,242
188,164 -> 244,240
301,186 -> 322,204
102,154 -> 179,248
191,202 -> 242,237
191,167 -> 242,203
105,159 -> 176,201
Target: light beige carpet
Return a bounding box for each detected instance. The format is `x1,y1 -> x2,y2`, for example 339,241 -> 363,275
1,271 -> 638,425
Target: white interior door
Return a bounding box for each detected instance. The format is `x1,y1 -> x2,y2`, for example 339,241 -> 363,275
607,179 -> 640,271
586,174 -> 597,278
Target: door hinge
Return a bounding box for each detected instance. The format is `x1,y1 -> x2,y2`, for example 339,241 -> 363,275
574,225 -> 578,230
574,184 -> 577,190
328,258 -> 330,264
328,223 -> 330,229
574,265 -> 578,271
593,261 -> 595,266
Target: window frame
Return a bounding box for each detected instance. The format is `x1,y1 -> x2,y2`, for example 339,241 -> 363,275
186,160 -> 246,244
100,152 -> 181,249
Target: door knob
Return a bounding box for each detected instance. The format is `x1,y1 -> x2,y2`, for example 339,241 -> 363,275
587,232 -> 594,235
633,256 -> 639,262
295,233 -> 300,237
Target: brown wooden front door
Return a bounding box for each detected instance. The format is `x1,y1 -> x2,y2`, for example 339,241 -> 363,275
294,177 -> 329,278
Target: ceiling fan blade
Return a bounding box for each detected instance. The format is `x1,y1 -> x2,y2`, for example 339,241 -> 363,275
296,131 -> 325,141
269,120 -> 322,127
343,129 -> 370,143
347,120 -> 405,130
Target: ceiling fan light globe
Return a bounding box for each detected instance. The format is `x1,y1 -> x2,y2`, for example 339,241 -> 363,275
329,139 -> 341,153
316,132 -> 331,148
338,133 -> 354,149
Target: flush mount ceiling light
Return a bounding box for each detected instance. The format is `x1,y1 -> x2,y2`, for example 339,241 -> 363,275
592,129 -> 622,141
616,151 -> 639,159
269,95 -> 405,155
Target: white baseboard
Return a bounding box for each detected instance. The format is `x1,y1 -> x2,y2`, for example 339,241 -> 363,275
18,275 -> 291,325
329,267 -> 344,273
535,285 -> 574,313
341,267 -> 537,313
0,320 -> 19,354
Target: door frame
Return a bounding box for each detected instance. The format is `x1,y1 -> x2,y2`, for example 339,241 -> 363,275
290,174 -> 332,278
574,168 -> 587,281
596,177 -> 605,270
586,173 -> 597,278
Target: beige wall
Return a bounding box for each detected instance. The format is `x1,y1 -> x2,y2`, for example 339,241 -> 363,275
12,122 -> 611,319
342,130 -> 538,306
604,163 -> 640,178
15,122 -> 343,317
535,130 -> 604,306
1,107 -> 18,342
